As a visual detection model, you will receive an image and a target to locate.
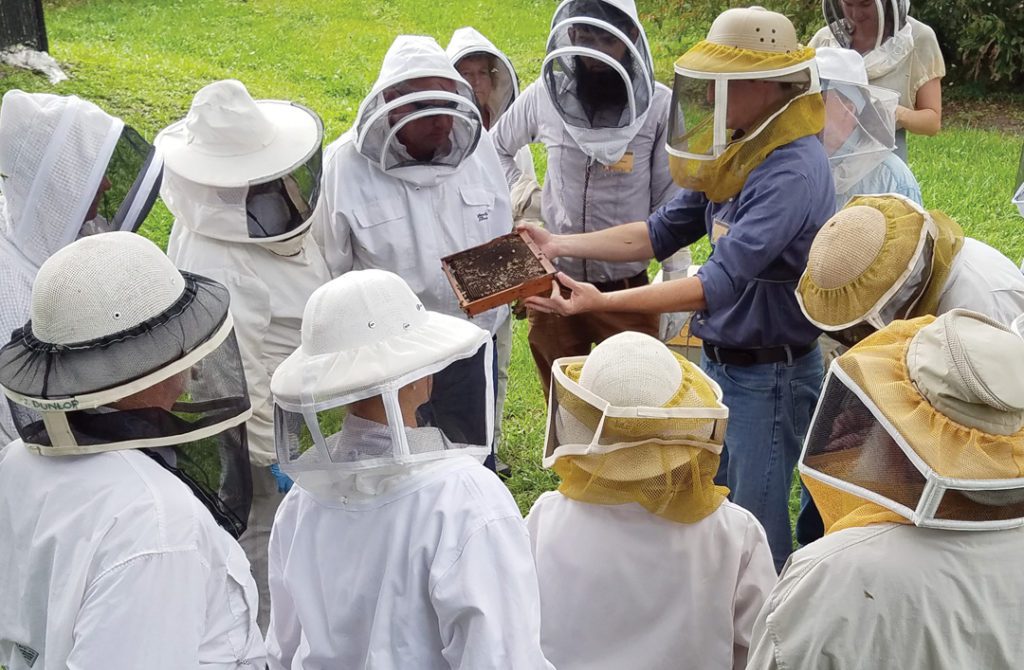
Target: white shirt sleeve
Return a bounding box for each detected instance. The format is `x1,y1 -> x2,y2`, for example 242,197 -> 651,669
732,520 -> 777,670
430,516 -> 553,670
67,550 -> 207,670
491,83 -> 541,188
745,609 -> 781,670
313,144 -> 357,278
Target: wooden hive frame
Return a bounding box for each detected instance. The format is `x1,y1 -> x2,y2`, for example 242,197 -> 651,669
441,230 -> 558,317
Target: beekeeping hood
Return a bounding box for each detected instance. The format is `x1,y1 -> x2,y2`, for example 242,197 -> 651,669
666,6 -> 823,203
797,194 -> 964,347
817,47 -> 898,195
800,310 -> 1024,534
271,270 -> 494,501
541,0 -> 655,165
446,27 -> 521,126
544,331 -> 729,523
0,232 -> 254,538
156,80 -> 324,256
0,90 -> 162,270
822,0 -> 912,79
354,36 -> 482,186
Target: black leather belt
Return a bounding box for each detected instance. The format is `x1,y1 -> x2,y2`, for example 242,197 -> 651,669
591,271 -> 648,294
702,341 -> 817,366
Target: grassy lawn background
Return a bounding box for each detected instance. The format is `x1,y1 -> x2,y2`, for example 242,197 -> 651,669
2,0 -> 1022,516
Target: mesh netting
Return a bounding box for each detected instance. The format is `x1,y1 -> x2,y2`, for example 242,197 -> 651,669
668,91 -> 824,203
823,0 -> 907,51
453,50 -> 517,124
802,317 -> 1024,532
0,93 -> 119,268
798,195 -> 964,330
356,84 -> 482,171
143,421 -> 252,539
276,343 -> 492,473
542,2 -> 652,131
554,445 -> 727,523
823,80 -> 898,196
545,351 -> 728,523
0,273 -> 230,399
7,327 -> 250,451
675,41 -> 816,77
91,125 -> 163,234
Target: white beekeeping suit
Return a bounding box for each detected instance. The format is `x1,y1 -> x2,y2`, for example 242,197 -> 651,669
314,36 -> 515,469
156,79 -> 332,631
0,90 -> 162,446
265,269 -> 552,669
446,26 -> 537,459
748,310 -> 1024,669
526,332 -> 775,670
0,232 -> 264,669
446,26 -> 540,221
315,35 -> 513,337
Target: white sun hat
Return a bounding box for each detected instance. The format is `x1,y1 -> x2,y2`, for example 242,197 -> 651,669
271,269 -> 494,479
155,79 -> 321,188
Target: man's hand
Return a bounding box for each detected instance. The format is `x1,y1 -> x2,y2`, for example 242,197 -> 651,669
524,272 -> 605,316
516,222 -> 560,259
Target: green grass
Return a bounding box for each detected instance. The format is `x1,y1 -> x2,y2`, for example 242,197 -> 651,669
3,0 -> 1022,522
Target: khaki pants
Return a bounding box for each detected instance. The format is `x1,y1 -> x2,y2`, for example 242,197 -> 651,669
528,306 -> 659,397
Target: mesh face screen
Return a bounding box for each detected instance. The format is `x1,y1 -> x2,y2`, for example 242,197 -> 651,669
803,373 -> 926,511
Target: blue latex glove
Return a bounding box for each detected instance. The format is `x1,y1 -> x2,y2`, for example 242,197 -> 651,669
269,463 -> 294,494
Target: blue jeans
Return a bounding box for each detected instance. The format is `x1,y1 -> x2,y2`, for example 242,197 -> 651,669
701,345 -> 823,571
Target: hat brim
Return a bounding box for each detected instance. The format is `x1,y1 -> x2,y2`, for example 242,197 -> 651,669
156,100 -> 320,188
271,311 -> 490,405
0,272 -> 230,402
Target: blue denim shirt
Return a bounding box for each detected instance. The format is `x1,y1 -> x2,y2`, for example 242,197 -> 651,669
837,152 -> 923,211
647,135 -> 834,349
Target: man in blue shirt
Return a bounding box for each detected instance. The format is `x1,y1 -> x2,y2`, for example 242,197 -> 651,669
523,6 -> 834,570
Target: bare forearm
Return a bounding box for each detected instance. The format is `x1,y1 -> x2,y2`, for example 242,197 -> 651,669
897,106 -> 941,136
553,221 -> 654,263
599,276 -> 706,314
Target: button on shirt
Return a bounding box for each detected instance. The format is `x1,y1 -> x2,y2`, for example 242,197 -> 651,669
647,136 -> 834,349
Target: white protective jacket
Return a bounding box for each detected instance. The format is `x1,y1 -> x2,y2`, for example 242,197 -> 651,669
0,442 -> 265,669
747,523 -> 1024,669
165,222 -> 331,467
526,492 -> 776,670
0,93 -> 124,445
491,0 -> 677,284
445,27 -> 539,220
266,454 -> 553,669
938,237 -> 1024,325
314,36 -> 513,337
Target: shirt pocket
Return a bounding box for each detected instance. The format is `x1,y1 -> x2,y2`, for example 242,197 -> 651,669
350,197 -> 417,273
459,184 -> 499,243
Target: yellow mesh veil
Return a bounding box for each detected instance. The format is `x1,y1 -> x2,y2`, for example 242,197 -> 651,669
803,316 -> 1024,534
798,195 -> 965,329
676,41 -> 817,76
550,353 -> 730,524
670,94 -> 824,204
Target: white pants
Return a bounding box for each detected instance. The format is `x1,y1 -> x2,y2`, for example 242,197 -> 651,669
238,463 -> 285,633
